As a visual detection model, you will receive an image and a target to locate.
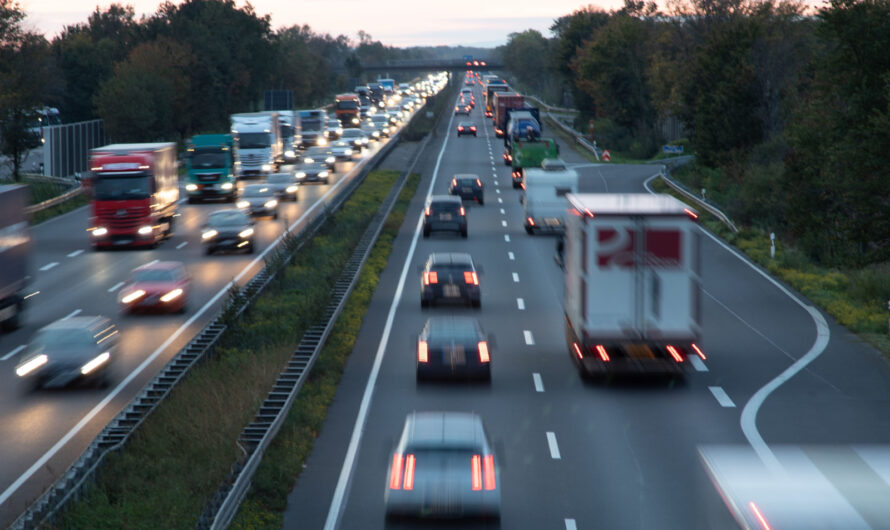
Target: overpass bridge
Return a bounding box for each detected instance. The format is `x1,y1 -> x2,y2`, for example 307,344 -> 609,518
362,58 -> 503,72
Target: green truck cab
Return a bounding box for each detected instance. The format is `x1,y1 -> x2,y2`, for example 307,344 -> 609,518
184,134 -> 237,203
510,139 -> 559,188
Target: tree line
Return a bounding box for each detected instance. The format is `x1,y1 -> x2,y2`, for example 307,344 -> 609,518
0,0 -> 434,179
497,0 -> 890,267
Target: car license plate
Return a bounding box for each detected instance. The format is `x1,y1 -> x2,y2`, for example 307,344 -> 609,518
220,239 -> 234,245
439,213 -> 452,221
544,218 -> 562,226
451,346 -> 466,365
443,284 -> 460,298
462,187 -> 472,193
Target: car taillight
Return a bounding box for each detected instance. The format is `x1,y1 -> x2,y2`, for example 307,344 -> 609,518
423,271 -> 438,284
666,345 -> 683,363
425,206 -> 431,216
403,454 -> 416,490
471,454 -> 482,490
573,342 -> 584,359
464,271 -> 478,285
692,343 -> 706,360
458,127 -> 464,131
483,454 -> 496,490
418,341 -> 428,363
452,178 -> 457,187
476,178 -> 482,187
459,206 -> 465,216
477,341 -> 490,363
470,126 -> 476,131
595,344 -> 610,362
389,453 -> 404,489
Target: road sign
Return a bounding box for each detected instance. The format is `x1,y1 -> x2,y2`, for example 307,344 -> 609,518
602,150 -> 611,162
662,145 -> 684,154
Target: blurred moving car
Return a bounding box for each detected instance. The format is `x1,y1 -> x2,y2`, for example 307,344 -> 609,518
340,128 -> 369,152
449,174 -> 484,205
456,122 -> 477,137
329,139 -> 355,161
119,261 -> 190,314
326,118 -> 343,140
201,209 -> 255,255
416,316 -> 490,381
420,252 -> 481,308
16,316 -> 118,390
265,172 -> 300,201
423,195 -> 467,238
385,412 -> 500,520
369,115 -> 394,137
454,103 -> 471,115
296,162 -> 331,184
302,146 -> 336,170
360,121 -> 382,142
236,184 -> 279,219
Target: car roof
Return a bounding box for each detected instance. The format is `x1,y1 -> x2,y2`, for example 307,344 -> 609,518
40,315 -> 110,333
243,184 -> 273,192
403,412 -> 486,450
458,121 -> 475,126
425,316 -> 482,342
453,173 -> 478,180
427,252 -> 474,267
428,195 -> 461,205
134,260 -> 184,271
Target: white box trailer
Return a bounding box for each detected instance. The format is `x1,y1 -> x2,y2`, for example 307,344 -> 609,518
563,193 -> 705,377
522,158 -> 578,234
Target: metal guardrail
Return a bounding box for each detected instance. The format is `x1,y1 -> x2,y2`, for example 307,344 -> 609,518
657,163 -> 738,233
10,99 -> 435,530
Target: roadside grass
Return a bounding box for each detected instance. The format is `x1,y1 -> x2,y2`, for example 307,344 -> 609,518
54,169 -> 405,529
23,176 -> 88,225
229,172 -> 420,528
29,193 -> 88,225
650,176 -> 890,356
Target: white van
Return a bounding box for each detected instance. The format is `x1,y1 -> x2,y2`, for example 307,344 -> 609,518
522,158 -> 578,234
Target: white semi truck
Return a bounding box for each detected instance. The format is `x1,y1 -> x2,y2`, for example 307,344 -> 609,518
522,158 -> 578,234
230,112 -> 282,178
563,193 -> 705,377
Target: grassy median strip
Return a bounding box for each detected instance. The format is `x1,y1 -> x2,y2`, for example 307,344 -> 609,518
650,174 -> 890,355
24,177 -> 89,225
229,171 -> 419,528
54,169 -> 410,529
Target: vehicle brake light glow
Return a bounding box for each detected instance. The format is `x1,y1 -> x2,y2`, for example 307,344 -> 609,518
470,126 -> 476,131
573,342 -> 583,359
452,178 -> 457,187
692,343 -> 706,360
483,454 -> 496,490
595,344 -> 610,362
418,341 -> 428,363
403,454 -> 416,490
389,454 -> 404,489
666,345 -> 683,363
464,271 -> 478,285
527,217 -> 535,227
423,271 -> 438,285
477,341 -> 490,363
471,454 -> 482,490
425,206 -> 431,216
684,208 -> 699,220
476,178 -> 482,187
459,206 -> 465,216
749,501 -> 772,530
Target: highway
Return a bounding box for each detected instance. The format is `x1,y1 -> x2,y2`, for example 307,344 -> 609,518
283,81 -> 890,529
0,120 -> 409,527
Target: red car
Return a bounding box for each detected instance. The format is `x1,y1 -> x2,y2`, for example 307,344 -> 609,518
457,122 -> 478,137
119,261 -> 190,314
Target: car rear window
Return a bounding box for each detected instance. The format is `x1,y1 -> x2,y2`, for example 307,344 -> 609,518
456,178 -> 478,186
430,201 -> 461,214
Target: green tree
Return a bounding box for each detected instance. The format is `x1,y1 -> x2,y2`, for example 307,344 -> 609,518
501,30 -> 552,96
550,7 -> 611,113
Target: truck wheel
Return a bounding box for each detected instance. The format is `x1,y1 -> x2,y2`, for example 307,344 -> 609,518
478,197 -> 484,206
420,298 -> 429,308
471,298 -> 481,308
423,227 -> 430,238
525,225 -> 534,235
461,228 -> 468,238
205,246 -> 214,256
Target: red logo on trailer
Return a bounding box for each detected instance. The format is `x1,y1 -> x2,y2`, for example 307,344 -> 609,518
596,228 -> 682,268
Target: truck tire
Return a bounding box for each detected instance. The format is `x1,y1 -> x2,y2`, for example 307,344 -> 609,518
461,227 -> 468,238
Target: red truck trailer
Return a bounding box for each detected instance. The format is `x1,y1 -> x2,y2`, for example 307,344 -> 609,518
87,143 -> 179,249
492,92 -> 524,138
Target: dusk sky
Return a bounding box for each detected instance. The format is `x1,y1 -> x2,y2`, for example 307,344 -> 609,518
21,0 -> 629,47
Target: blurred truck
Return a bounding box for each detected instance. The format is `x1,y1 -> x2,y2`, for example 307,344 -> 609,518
184,134 -> 237,203
0,185 -> 30,331
510,137 -> 560,189
492,92 -> 524,137
230,112 -> 282,178
484,80 -> 510,118
277,110 -> 302,163
87,143 -> 179,249
563,193 -> 704,377
521,158 -> 578,234
297,109 -> 328,147
335,93 -> 362,127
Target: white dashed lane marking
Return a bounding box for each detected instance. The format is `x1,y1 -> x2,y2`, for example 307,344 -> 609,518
565,519 -> 577,530
67,250 -> 83,258
501,220 -> 507,227
533,373 -> 544,392
504,235 -> 510,242
524,330 -> 534,345
546,432 -> 561,459
709,386 -> 736,408
1,345 -> 25,362
500,208 -> 505,214
689,355 -> 708,372
39,262 -> 58,271
497,197 -> 503,204
61,309 -> 81,320
176,241 -> 188,249
108,282 -> 124,293
508,252 -> 515,260
512,273 -> 520,283
517,298 -> 525,310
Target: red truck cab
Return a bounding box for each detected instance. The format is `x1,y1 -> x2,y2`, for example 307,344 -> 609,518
87,142 -> 179,249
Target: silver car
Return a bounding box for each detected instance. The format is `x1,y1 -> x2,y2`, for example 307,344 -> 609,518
236,184 -> 279,219
265,172 -> 299,201
385,412 -> 501,520
329,139 -> 355,161
302,146 -> 336,170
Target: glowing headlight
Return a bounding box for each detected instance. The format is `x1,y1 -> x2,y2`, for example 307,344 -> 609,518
372,131 -> 380,138
319,171 -> 329,178
202,229 -> 218,240
304,157 -> 315,164
378,102 -> 385,108
286,185 -> 298,193
344,148 -> 353,156
160,288 -> 183,303
138,225 -> 153,236
16,354 -> 48,377
262,164 -> 272,172
121,289 -> 146,304
92,227 -> 108,237
239,228 -> 255,238
186,184 -> 198,191
221,182 -> 234,190
236,200 -> 250,209
264,199 -> 278,208
80,352 -> 110,375
326,156 -> 335,164
285,150 -> 296,158
317,138 -> 327,146
296,171 -> 306,178
352,118 -> 360,125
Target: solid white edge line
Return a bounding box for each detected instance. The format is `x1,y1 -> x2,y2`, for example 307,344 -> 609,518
644,173 -> 830,470
107,282 -> 125,293
524,330 -> 534,345
1,345 -> 26,362
533,372 -> 544,392
0,151 -> 360,509
546,431 -> 561,459
517,298 -> 525,310
565,518 -> 578,530
323,109 -> 456,530
66,250 -> 83,258
708,386 -> 736,408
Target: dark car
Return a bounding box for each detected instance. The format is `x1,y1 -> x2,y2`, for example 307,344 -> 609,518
385,412 -> 500,519
423,195 -> 467,238
265,172 -> 300,201
330,139 -> 355,160
449,174 -> 484,205
454,102 -> 471,115
456,121 -> 477,137
416,316 -> 491,381
420,252 -> 481,308
302,146 -> 336,170
360,122 -> 382,142
201,209 -> 255,255
16,316 -> 119,390
340,128 -> 369,152
295,162 -> 331,184
118,261 -> 190,314
369,115 -> 394,137
237,184 -> 279,219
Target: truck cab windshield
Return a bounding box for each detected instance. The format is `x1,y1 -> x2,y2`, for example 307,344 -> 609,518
191,150 -> 227,169
237,133 -> 271,149
93,174 -> 151,200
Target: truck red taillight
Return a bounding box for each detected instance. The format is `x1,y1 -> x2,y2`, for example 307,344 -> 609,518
418,341 -> 428,363
527,217 -> 535,227
471,454 -> 482,490
389,453 -> 404,489
483,454 -> 496,490
666,345 -> 683,363
459,206 -> 466,216
472,454 -> 496,491
464,271 -> 478,285
423,271 -> 438,285
692,343 -> 706,360
573,342 -> 584,359
403,454 -> 416,490
477,341 -> 490,363
595,344 -> 610,362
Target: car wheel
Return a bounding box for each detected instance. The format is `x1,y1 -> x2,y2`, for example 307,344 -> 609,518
471,298 -> 481,308
273,211 -> 279,220
513,181 -> 521,189
0,302 -> 21,331
420,297 -> 429,308
245,243 -> 255,254
423,227 -> 430,238
226,195 -> 235,203
504,159 -> 511,166
478,197 -> 484,205
178,304 -> 188,315
205,246 -> 214,256
525,225 -> 534,235
461,227 -> 468,238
